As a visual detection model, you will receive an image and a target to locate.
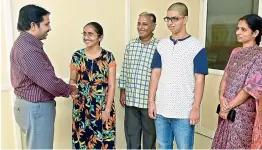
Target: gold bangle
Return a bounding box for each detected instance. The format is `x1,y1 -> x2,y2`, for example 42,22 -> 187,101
218,89 -> 225,92
148,97 -> 155,101
70,84 -> 78,88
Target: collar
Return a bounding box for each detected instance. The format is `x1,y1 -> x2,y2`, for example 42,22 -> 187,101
136,35 -> 157,45
20,31 -> 43,48
169,35 -> 191,44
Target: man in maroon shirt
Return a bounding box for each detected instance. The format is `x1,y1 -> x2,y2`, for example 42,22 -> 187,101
10,5 -> 77,149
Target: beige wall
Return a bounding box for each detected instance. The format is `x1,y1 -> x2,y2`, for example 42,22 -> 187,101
201,74 -> 221,131
2,0 -> 221,149
1,6 -> 9,85
11,0 -> 126,77
1,3 -> 16,148
130,0 -> 200,40
1,91 -> 16,149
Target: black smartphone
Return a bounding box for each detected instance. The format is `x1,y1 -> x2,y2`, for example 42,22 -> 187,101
216,104 -> 236,122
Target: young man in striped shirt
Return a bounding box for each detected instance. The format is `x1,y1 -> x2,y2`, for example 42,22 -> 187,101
10,5 -> 77,149
118,12 -> 158,149
148,2 -> 208,149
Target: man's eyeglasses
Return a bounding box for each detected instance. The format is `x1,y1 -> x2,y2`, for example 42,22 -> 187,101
163,16 -> 185,23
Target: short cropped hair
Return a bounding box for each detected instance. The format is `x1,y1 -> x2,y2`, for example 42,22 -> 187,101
167,2 -> 188,16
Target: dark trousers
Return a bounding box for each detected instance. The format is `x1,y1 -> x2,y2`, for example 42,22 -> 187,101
124,106 -> 156,149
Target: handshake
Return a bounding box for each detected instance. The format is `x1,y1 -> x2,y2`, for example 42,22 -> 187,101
69,84 -> 78,98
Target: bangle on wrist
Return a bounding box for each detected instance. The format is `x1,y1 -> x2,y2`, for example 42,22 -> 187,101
148,98 -> 155,102
218,88 -> 225,94
105,108 -> 110,112
219,88 -> 225,91
70,84 -> 78,88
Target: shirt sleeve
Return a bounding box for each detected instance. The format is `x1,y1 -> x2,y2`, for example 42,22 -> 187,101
194,48 -> 208,75
151,49 -> 162,69
108,52 -> 117,68
118,45 -> 129,89
21,50 -> 70,97
69,51 -> 81,71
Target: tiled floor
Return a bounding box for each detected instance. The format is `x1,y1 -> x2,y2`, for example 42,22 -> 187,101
19,96 -> 213,149
114,97 -> 213,149
115,132 -> 213,149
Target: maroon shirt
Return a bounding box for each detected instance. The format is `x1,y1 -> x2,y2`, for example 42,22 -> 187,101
10,31 -> 70,102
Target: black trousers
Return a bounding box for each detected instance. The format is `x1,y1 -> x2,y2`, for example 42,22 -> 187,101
124,106 -> 156,149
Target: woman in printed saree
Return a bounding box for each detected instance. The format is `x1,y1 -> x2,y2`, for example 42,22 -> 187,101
69,22 -> 117,149
212,14 -> 262,149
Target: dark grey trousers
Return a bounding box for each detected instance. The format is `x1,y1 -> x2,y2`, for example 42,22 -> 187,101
124,106 -> 156,149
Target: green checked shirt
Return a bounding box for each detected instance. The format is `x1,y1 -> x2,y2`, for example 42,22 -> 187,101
118,36 -> 158,108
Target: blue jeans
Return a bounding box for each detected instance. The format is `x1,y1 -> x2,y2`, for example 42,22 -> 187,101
13,97 -> 56,149
155,114 -> 194,149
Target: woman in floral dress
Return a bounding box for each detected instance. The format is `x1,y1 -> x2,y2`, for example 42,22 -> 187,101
69,22 -> 116,149
212,14 -> 262,149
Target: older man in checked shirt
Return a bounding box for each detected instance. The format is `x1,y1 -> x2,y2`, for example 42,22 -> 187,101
118,12 -> 158,149
10,5 -> 77,149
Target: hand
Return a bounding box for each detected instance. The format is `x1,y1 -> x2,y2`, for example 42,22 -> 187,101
220,96 -> 230,112
148,101 -> 157,119
102,109 -> 110,124
119,90 -> 126,107
70,84 -> 78,98
190,107 -> 200,125
219,111 -> 229,120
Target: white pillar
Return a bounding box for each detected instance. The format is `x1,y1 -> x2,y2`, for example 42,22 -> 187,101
2,0 -> 22,148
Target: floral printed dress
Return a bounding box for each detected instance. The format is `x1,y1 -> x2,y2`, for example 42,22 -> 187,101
70,48 -> 116,149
